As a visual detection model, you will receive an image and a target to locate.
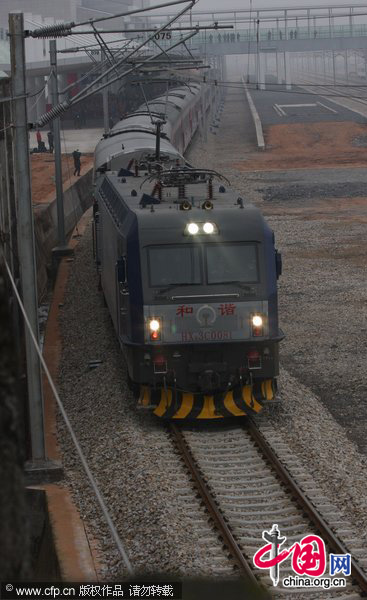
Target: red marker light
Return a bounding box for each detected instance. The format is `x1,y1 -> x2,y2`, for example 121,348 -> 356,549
247,349 -> 261,370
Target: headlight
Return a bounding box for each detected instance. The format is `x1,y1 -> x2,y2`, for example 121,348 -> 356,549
184,222 -> 218,235
187,223 -> 199,235
251,314 -> 264,337
149,319 -> 160,332
203,222 -> 215,234
148,318 -> 161,341
252,315 -> 263,327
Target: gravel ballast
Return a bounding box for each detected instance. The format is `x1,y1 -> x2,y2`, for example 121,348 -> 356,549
56,87 -> 367,582
57,226 -> 234,579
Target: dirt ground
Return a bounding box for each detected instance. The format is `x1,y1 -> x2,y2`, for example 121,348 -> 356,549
232,121 -> 367,171
31,153 -> 94,205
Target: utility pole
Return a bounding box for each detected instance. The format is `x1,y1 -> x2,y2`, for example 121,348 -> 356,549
202,79 -> 207,143
155,120 -> 162,160
9,13 -> 45,464
9,14 -> 62,483
49,39 -> 67,250
102,51 -> 109,134
256,19 -> 260,89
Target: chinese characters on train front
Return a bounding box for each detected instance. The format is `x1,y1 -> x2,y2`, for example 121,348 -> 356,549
175,303 -> 236,317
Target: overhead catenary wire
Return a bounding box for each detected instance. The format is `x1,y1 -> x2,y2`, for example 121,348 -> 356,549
42,1 -> 195,106
28,0 -> 195,37
36,26 -> 198,127
24,2 -> 196,106
32,0 -> 196,105
27,37 -> 143,111
58,38 -> 134,52
29,72 -> 52,113
1,252 -> 134,576
67,24 -> 233,34
0,76 -> 52,105
23,14 -> 138,101
149,10 -> 367,25
220,78 -> 367,89
59,40 -> 136,98
139,82 -> 155,124
67,1 -> 196,100
208,79 -> 367,100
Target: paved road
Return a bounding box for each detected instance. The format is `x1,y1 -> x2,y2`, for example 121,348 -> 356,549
248,84 -> 366,126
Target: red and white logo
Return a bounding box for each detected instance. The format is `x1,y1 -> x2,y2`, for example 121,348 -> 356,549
253,524 -> 348,589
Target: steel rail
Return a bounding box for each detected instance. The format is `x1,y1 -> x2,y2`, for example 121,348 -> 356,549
246,420 -> 367,594
169,423 -> 266,590
170,420 -> 367,595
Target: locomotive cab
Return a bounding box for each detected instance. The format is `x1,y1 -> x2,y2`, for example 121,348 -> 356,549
95,167 -> 283,418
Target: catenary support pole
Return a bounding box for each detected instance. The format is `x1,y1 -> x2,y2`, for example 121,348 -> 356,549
102,51 -> 110,134
284,51 -> 291,90
9,12 -> 45,462
202,79 -> 207,143
49,39 -> 66,249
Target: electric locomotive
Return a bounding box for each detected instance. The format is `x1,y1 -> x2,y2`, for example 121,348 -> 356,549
93,162 -> 283,419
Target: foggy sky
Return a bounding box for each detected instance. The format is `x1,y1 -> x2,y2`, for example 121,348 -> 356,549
192,0 -> 363,10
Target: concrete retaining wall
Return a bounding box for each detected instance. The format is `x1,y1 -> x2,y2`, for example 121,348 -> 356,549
34,168 -> 93,298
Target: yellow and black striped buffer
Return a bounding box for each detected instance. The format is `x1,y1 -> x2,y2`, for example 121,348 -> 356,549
138,380 -> 276,419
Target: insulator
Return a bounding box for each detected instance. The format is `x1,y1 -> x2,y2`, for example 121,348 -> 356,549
202,200 -> 213,211
36,100 -> 71,128
208,178 -> 213,200
178,182 -> 186,199
180,200 -> 191,211
30,22 -> 75,38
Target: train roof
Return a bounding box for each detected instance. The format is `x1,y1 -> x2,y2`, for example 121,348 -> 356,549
94,133 -> 183,172
95,84 -> 201,170
96,171 -> 269,241
107,84 -> 200,138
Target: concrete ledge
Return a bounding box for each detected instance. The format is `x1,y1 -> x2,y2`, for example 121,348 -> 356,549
33,168 -> 94,298
40,209 -> 101,581
242,78 -> 266,151
45,484 -> 99,581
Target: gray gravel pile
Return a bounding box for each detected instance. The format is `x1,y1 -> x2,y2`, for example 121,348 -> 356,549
58,224 -> 234,579
261,181 -> 367,201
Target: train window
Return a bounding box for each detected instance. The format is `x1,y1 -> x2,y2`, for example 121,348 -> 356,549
148,245 -> 202,287
205,244 -> 259,284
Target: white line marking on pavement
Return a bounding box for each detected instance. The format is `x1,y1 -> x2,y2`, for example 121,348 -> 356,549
273,104 -> 283,116
274,103 -> 286,115
317,101 -> 338,114
299,84 -> 367,119
278,103 -> 317,108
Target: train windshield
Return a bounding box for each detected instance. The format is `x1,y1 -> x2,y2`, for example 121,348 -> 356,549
147,243 -> 259,287
148,245 -> 202,287
206,243 -> 259,284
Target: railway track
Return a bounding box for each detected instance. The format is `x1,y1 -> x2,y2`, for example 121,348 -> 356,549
169,421 -> 367,598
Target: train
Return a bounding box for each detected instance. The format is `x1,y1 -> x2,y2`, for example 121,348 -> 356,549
93,81 -> 283,419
